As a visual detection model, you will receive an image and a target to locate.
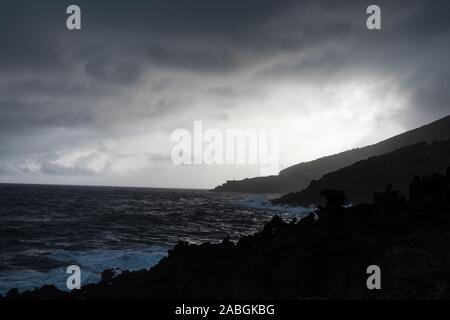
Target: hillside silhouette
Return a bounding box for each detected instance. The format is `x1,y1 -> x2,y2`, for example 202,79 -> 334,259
273,140 -> 450,206
213,115 -> 450,193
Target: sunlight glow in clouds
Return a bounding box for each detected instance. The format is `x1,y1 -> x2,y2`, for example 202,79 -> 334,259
224,77 -> 409,169
0,72 -> 412,188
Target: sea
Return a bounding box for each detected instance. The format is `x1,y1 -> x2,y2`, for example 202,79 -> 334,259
0,183 -> 313,295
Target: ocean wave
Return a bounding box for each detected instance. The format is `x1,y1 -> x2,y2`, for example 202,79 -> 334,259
234,195 -> 316,218
0,246 -> 168,295
0,186 -> 319,296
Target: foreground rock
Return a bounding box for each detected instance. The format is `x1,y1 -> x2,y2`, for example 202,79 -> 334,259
3,169 -> 450,300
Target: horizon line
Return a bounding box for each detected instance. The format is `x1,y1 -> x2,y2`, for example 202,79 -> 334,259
0,181 -> 209,191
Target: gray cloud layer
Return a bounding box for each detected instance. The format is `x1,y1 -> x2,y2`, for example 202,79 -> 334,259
1,0 -> 450,187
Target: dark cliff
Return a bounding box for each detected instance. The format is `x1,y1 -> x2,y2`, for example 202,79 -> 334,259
214,115 -> 450,194
272,140 -> 450,206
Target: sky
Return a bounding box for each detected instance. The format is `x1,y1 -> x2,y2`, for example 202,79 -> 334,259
0,0 -> 450,188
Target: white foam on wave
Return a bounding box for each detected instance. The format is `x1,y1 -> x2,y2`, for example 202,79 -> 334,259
0,246 -> 168,295
235,195 -> 316,218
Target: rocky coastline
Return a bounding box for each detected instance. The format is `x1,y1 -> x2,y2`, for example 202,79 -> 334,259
3,169 -> 450,300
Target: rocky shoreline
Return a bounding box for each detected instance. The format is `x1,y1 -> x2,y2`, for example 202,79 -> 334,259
3,169 -> 450,300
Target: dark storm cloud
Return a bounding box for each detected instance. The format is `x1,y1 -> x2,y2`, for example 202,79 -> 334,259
2,0 -> 450,71
1,0 -> 450,180
146,153 -> 171,164
84,57 -> 144,85
0,165 -> 11,175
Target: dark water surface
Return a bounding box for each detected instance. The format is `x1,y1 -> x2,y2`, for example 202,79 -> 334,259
0,183 -> 313,294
